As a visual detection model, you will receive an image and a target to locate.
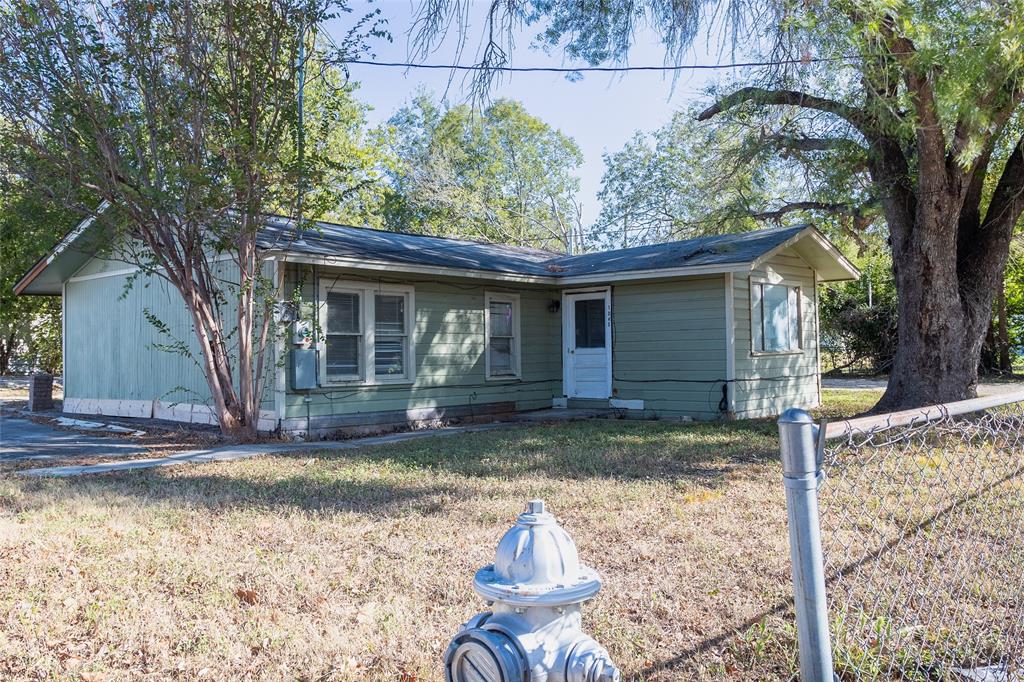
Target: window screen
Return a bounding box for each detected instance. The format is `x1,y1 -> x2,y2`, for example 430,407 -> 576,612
574,298 -> 606,349
753,283 -> 801,352
374,294 -> 406,376
488,300 -> 517,376
325,291 -> 361,379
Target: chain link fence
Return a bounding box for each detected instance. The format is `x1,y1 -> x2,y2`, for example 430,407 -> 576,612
780,392 -> 1024,681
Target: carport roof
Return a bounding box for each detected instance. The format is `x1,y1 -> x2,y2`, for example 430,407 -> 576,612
16,214 -> 859,295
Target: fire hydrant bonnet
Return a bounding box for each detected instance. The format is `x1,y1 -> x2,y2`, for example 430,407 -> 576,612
474,499 -> 602,607
445,499 -> 620,682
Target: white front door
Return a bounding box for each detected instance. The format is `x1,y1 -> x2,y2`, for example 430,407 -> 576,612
563,289 -> 612,399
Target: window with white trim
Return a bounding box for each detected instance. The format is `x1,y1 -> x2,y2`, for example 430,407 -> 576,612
319,280 -> 415,384
751,282 -> 802,353
374,293 -> 407,377
485,292 -> 521,379
324,289 -> 362,381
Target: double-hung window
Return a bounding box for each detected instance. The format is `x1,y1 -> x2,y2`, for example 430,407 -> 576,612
319,280 -> 415,384
485,292 -> 521,379
324,289 -> 362,381
751,281 -> 802,353
374,294 -> 407,377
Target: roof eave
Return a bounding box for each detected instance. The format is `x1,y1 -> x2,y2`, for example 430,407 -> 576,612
749,225 -> 860,281
268,250 -> 754,284
13,202 -> 109,296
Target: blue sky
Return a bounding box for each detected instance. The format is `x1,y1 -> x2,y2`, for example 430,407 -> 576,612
328,0 -> 726,225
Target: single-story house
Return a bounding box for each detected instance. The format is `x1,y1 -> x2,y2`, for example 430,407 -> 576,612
15,217 -> 859,437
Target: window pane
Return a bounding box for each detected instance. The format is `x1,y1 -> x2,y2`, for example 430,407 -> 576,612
326,292 -> 359,334
762,284 -> 792,352
375,294 -> 405,335
489,337 -> 514,375
326,335 -> 360,378
752,284 -> 764,352
375,337 -> 405,376
489,301 -> 513,337
574,299 -> 606,348
789,287 -> 800,349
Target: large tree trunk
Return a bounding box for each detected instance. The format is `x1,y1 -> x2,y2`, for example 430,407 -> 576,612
880,221 -> 985,409
870,114 -> 1023,411
876,182 -> 990,410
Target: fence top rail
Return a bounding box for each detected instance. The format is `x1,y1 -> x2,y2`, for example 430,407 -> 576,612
822,389 -> 1024,441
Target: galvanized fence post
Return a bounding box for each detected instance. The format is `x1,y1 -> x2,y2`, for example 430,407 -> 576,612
778,408 -> 834,682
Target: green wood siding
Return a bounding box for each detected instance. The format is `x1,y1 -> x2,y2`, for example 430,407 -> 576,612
610,277 -> 728,420
64,258 -> 276,411
66,269 -> 216,404
732,248 -> 820,418
283,265 -> 562,422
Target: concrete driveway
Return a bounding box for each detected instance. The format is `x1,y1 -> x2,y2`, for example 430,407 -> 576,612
0,411 -> 145,462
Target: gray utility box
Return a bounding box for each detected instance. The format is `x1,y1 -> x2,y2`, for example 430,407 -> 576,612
290,348 -> 317,390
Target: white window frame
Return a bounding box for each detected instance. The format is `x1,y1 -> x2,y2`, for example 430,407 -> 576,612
318,279 -> 416,386
484,291 -> 522,380
750,279 -> 803,355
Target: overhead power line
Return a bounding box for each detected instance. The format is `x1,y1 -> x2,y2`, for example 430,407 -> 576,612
341,55 -> 852,73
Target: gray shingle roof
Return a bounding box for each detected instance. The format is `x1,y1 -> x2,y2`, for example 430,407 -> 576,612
258,217 -> 808,279
257,217 -> 560,277
549,226 -> 807,276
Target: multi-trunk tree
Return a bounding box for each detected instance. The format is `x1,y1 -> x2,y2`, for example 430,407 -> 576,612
0,0 -> 385,438
415,0 -> 1024,409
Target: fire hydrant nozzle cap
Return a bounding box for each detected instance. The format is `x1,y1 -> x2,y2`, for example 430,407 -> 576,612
473,500 -> 602,607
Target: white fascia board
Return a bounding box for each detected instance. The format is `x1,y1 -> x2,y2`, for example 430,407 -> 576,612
269,251 -> 750,287
50,201 -> 111,264
559,263 -> 748,285
808,230 -> 861,280
749,226 -> 860,281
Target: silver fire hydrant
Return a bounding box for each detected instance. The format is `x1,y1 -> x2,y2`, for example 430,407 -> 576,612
445,500 -> 620,682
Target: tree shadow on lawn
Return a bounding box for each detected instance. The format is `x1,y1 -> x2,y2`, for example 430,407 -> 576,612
25,418 -> 783,516
279,418 -> 782,481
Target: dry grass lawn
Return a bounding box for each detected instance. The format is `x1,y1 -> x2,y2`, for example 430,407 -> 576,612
1,390 -> 881,681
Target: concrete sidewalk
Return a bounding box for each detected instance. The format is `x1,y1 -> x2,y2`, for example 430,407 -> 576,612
16,422 -> 510,477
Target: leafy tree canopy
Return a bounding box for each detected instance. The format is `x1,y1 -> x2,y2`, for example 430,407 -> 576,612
0,172 -> 74,374
384,94 -> 584,252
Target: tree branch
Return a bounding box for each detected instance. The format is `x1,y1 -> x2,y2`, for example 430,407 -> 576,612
697,87 -> 873,137
749,200 -> 872,223
958,133 -> 1024,310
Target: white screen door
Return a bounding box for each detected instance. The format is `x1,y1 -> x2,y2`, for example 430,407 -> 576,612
563,290 -> 611,398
